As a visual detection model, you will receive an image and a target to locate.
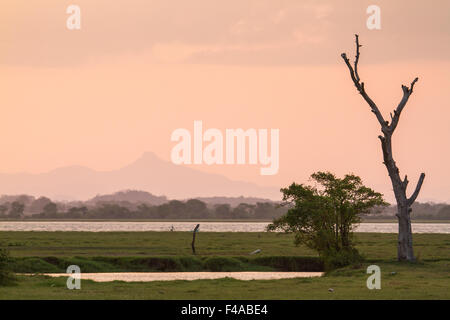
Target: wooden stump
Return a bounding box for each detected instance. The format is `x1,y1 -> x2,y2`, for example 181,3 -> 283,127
191,224 -> 200,255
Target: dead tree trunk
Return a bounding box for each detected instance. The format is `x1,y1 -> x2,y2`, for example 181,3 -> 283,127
341,35 -> 425,262
191,224 -> 200,255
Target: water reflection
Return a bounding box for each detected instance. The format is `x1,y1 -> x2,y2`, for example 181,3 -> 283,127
41,271 -> 324,282
0,221 -> 448,233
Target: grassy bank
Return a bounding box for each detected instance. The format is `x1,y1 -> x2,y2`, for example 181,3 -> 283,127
2,260 -> 449,299
0,231 -> 449,299
10,256 -> 324,273
1,231 -> 449,260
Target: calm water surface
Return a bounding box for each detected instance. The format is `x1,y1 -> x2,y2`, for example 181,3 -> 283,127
41,271 -> 323,282
0,221 -> 448,233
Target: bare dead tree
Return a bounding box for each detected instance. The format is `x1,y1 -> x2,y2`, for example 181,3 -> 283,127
191,224 -> 200,254
341,35 -> 425,262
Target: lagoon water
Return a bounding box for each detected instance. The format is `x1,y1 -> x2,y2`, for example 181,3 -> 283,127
41,271 -> 323,282
0,221 -> 449,233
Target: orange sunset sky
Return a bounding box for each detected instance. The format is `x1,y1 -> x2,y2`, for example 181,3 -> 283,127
0,0 -> 449,202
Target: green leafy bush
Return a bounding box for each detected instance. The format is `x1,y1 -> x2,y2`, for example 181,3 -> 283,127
323,248 -> 364,271
0,248 -> 16,286
251,256 -> 324,272
203,257 -> 242,271
268,171 -> 386,269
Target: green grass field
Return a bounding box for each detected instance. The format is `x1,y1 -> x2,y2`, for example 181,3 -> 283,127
1,231 -> 448,260
0,231 -> 449,299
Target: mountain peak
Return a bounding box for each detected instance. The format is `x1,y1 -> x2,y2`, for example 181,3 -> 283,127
0,152 -> 280,201
135,151 -> 163,162
125,151 -> 166,169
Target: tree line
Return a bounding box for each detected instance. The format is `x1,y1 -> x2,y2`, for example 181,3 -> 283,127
0,193 -> 449,220
0,197 -> 287,220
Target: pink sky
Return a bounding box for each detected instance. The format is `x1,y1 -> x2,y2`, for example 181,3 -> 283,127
1,0 -> 449,202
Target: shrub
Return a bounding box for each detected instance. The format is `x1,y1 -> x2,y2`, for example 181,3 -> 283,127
203,257 -> 242,271
268,171 -> 386,270
251,256 -> 324,272
0,248 -> 16,286
323,248 -> 364,271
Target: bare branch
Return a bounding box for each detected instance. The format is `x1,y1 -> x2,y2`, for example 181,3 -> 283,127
408,173 -> 425,205
409,77 -> 418,94
389,77 -> 419,132
354,34 -> 362,83
402,175 -> 409,190
341,35 -> 387,130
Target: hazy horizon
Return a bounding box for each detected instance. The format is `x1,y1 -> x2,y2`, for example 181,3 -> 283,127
0,151 -> 447,204
1,0 -> 449,203
0,151 -> 282,201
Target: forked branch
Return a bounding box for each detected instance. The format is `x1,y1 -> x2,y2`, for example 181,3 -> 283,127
341,35 -> 387,130
341,35 -> 420,136
389,77 -> 419,132
408,173 -> 426,205
342,34 -> 425,207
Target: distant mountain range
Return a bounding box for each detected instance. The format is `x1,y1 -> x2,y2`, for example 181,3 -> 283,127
0,152 -> 281,201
